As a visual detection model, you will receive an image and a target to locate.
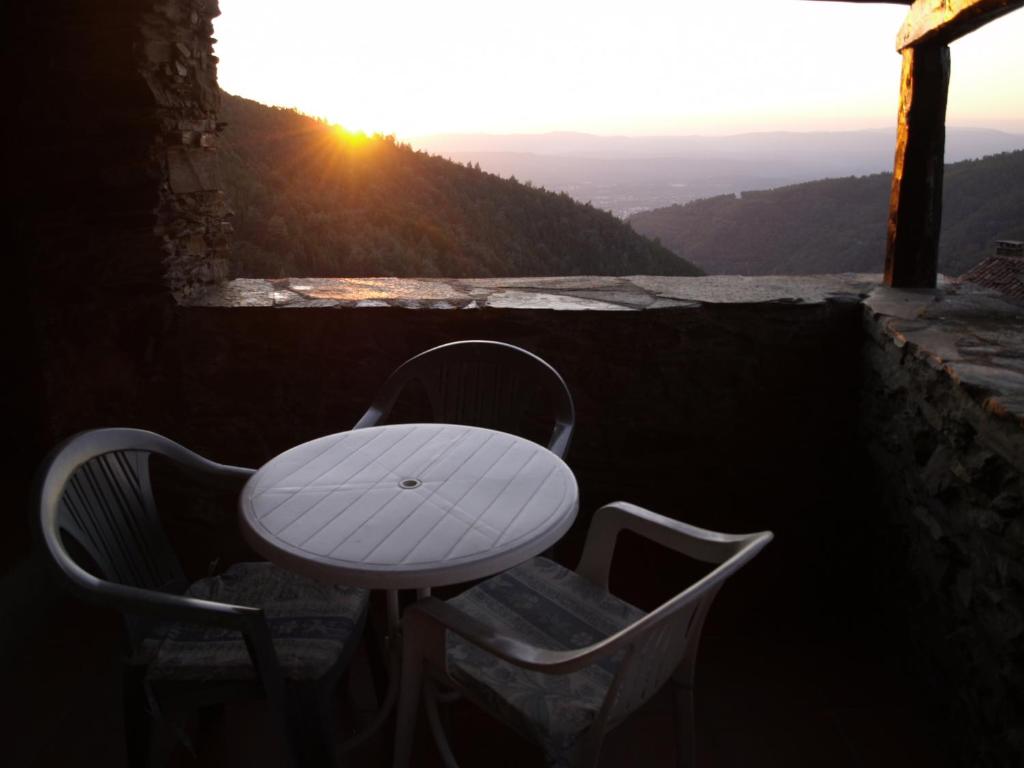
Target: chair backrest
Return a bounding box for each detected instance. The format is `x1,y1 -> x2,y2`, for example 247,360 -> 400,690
37,430 -> 188,594
601,530 -> 771,728
34,429 -> 252,647
354,340 -> 575,458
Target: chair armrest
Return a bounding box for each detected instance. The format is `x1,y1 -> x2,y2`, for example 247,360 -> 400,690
576,501 -> 771,588
547,420 -> 573,459
57,558 -> 286,688
164,452 -> 254,490
187,462 -> 255,489
104,573 -> 290,708
53,559 -> 263,631
108,429 -> 256,486
353,404 -> 386,430
403,598 -> 630,676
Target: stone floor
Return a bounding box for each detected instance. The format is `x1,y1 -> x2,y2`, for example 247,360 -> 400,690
16,586 -> 953,768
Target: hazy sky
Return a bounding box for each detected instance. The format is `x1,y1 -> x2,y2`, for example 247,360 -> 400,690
214,0 -> 1024,138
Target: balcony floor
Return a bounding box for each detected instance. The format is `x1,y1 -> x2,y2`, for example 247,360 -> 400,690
18,590 -> 951,768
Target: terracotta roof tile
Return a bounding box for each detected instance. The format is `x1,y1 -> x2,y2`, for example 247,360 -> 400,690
958,256 -> 1024,299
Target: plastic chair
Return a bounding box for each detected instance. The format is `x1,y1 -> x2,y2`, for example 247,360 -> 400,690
354,340 -> 575,459
34,428 -> 370,768
393,501 -> 772,768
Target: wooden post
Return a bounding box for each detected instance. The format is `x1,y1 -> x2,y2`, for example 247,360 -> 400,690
806,0 -> 1023,283
885,42 -> 950,288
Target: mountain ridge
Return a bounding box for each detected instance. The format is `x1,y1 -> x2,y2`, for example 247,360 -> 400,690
408,128 -> 1024,216
411,127 -> 1024,158
628,150 -> 1024,277
217,92 -> 700,278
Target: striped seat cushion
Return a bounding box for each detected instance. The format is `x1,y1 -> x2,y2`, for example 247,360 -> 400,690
445,557 -> 644,763
147,562 -> 369,682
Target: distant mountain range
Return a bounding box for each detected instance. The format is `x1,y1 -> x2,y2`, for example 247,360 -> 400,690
410,129 -> 1024,217
217,97 -> 1020,280
217,93 -> 699,278
628,150 -> 1024,277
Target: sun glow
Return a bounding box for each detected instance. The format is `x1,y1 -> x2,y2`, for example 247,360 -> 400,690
329,124 -> 376,147
214,0 -> 1024,139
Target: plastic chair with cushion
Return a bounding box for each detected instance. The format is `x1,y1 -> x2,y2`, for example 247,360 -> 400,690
393,501 -> 772,768
354,340 -> 575,459
34,428 -> 370,768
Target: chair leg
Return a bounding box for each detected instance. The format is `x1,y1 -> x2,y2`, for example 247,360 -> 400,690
545,754 -> 579,768
576,726 -> 608,768
285,679 -> 338,768
122,666 -> 154,768
314,677 -> 341,766
196,704 -> 226,759
392,648 -> 424,768
438,689 -> 454,745
673,682 -> 696,768
424,681 -> 460,768
364,611 -> 391,704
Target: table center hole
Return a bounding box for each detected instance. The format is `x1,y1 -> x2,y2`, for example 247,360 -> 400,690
399,478 -> 422,490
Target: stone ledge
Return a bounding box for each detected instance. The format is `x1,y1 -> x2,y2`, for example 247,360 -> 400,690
864,280 -> 1024,435
190,274 -> 879,310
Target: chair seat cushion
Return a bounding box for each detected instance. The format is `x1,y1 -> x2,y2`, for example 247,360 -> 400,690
147,562 -> 369,682
445,557 -> 643,759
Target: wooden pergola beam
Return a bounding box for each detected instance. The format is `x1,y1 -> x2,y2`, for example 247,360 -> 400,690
897,0 -> 1024,50
803,1 -> 910,5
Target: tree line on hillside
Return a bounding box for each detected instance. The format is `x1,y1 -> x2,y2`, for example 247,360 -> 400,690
216,93 -> 700,278
629,150 -> 1024,277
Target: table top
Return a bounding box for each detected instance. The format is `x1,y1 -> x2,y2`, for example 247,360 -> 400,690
239,423 -> 578,589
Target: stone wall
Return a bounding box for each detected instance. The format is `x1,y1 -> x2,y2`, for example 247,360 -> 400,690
142,0 -> 231,300
15,276 -> 876,625
7,0 -> 225,303
164,286 -> 869,619
860,285 -> 1024,765
173,276 -> 874,615
175,294 -> 865,575
5,0 -> 228,570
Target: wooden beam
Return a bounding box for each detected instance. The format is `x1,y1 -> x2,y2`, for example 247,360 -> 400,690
897,0 -> 1024,50
885,43 -> 950,288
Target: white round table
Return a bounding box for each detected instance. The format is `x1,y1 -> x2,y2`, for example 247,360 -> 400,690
239,423 -> 578,590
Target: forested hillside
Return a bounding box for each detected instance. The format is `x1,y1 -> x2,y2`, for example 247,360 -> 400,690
217,93 -> 700,278
629,150 -> 1024,277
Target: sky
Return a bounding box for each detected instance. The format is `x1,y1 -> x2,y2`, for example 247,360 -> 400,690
214,0 -> 1024,139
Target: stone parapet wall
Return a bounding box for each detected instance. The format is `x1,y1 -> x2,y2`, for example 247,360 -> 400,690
196,273 -> 879,310
19,275 -> 880,627
170,282 -> 871,636
860,284 -> 1024,765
